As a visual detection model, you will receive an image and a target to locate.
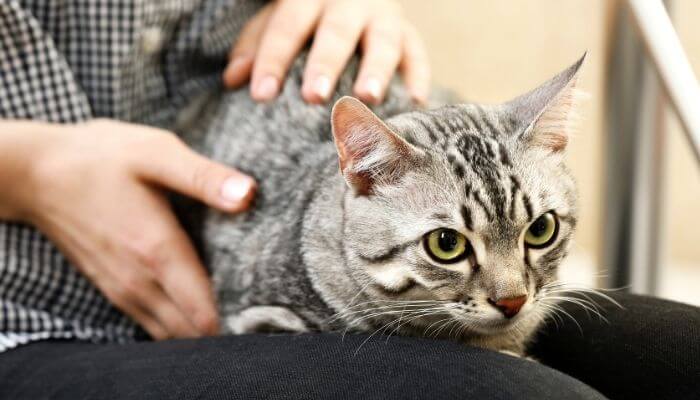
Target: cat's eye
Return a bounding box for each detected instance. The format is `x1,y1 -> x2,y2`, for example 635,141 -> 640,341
524,212 -> 559,248
424,229 -> 471,263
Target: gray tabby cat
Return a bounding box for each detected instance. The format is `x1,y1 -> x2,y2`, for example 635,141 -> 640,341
181,54 -> 584,357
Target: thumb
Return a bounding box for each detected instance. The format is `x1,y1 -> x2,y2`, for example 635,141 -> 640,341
137,136 -> 257,213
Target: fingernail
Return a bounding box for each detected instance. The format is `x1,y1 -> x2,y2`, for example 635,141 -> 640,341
220,176 -> 252,204
363,77 -> 382,103
253,75 -> 279,101
312,75 -> 332,101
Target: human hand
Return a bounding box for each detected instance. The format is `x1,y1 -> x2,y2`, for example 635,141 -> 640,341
0,119 -> 256,340
222,0 -> 430,105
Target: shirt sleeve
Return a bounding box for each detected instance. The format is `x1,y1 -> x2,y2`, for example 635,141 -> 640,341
0,1 -> 92,123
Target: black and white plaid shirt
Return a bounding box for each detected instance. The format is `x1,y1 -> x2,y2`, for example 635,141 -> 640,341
0,0 -> 263,352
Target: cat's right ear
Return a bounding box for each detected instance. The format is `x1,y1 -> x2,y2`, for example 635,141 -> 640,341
508,53 -> 586,153
331,96 -> 421,195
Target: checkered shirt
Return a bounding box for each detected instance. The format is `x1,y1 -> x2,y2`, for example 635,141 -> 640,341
0,0 -> 262,352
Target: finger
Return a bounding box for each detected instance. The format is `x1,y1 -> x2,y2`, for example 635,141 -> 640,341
120,269 -> 202,338
136,135 -> 257,213
223,3 -> 275,88
142,209 -> 220,336
354,16 -> 403,105
115,298 -> 171,340
250,0 -> 324,102
35,189 -> 204,340
301,2 -> 368,104
40,225 -> 172,340
399,22 -> 430,104
95,270 -> 171,340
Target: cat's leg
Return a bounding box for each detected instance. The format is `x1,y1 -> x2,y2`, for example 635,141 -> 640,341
224,306 -> 309,334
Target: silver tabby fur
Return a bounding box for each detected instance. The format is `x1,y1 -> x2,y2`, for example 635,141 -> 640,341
179,54 -> 584,356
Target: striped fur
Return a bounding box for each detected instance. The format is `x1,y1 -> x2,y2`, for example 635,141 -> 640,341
201,53 -> 586,357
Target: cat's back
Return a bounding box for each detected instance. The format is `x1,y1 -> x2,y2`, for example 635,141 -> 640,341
181,54 -> 416,179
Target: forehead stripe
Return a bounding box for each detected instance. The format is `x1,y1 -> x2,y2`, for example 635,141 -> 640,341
483,115 -> 499,137
499,143 -> 512,167
521,193 -> 534,221
473,106 -> 492,136
460,205 -> 474,231
462,112 -> 477,131
509,185 -> 518,221
472,190 -> 493,221
418,119 -> 438,143
453,163 -> 465,178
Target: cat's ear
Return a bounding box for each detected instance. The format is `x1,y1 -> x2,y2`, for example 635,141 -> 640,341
331,96 -> 421,195
508,53 -> 586,153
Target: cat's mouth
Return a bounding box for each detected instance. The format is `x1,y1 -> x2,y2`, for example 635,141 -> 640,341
482,315 -> 524,328
449,303 -> 533,336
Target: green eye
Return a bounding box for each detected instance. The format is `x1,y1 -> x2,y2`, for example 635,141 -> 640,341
524,212 -> 559,248
424,229 -> 471,263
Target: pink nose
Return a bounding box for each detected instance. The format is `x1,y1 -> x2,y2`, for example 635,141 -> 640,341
488,295 -> 527,318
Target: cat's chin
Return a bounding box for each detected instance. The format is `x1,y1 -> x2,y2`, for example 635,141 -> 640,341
462,312 -> 535,337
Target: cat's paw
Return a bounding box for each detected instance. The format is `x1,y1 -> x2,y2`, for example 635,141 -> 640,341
224,305 -> 309,334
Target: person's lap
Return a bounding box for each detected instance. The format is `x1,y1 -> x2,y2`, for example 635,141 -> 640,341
530,291 -> 700,399
0,334 -> 603,400
1,292 -> 698,400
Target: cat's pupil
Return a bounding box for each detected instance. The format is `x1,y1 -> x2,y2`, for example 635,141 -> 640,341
530,217 -> 547,237
438,231 -> 458,251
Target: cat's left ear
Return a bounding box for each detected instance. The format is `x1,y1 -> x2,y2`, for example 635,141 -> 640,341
331,96 -> 422,195
508,53 -> 586,153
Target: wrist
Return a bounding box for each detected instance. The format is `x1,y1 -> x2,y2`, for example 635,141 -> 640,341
0,120 -> 63,222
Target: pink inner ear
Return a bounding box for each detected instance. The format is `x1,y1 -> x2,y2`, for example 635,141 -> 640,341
530,80 -> 579,153
332,99 -> 367,172
330,96 -> 416,195
532,132 -> 568,152
331,96 -> 396,172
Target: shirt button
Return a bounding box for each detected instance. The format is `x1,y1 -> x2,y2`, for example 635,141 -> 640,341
140,27 -> 164,55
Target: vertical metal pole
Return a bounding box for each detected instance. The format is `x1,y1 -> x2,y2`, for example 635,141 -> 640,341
602,3 -> 667,293
627,65 -> 666,294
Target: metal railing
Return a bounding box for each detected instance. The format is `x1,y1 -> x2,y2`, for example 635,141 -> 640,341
603,0 -> 699,294
628,0 -> 700,162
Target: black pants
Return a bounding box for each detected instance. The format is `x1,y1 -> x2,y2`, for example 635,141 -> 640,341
1,293 -> 698,400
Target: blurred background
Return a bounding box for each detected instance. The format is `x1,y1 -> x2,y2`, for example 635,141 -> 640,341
400,0 -> 700,305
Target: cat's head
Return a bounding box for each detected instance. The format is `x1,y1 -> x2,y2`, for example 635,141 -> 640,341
330,56 -> 583,336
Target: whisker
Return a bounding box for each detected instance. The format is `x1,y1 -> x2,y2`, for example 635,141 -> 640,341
330,300 -> 447,323
541,281 -> 625,310
544,302 -> 583,334
423,315 -> 456,337
543,295 -> 608,323
536,302 -> 563,328
340,306 -> 430,339
353,307 -> 449,356
386,308 -> 453,338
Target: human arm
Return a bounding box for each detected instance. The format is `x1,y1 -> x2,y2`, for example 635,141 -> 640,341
0,119 -> 256,339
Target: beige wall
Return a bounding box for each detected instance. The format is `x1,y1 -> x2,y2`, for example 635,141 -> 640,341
667,0 -> 700,264
400,0 -> 699,274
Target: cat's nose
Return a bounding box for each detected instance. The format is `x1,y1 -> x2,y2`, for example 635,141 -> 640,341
487,295 -> 527,318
